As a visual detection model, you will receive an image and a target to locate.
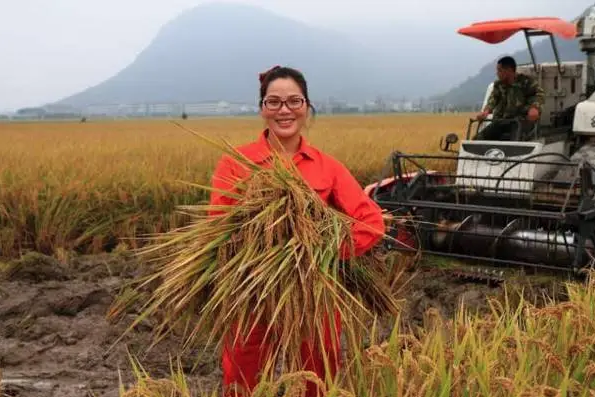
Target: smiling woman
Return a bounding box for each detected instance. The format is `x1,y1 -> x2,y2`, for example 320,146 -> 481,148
208,65 -> 386,397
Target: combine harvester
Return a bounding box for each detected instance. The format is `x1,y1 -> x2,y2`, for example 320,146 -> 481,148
366,6 -> 595,282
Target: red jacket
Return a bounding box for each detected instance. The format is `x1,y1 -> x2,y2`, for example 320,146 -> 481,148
209,130 -> 385,258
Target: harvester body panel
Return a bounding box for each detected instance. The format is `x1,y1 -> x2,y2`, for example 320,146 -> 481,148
454,140 -> 569,194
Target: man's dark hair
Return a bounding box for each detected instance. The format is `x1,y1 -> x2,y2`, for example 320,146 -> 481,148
258,66 -> 315,114
498,56 -> 516,70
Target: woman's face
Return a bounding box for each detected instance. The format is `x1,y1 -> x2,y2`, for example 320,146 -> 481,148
260,77 -> 309,140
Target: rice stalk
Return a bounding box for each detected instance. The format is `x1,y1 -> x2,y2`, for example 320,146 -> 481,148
118,355 -> 193,397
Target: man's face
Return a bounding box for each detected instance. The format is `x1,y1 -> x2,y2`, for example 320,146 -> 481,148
497,64 -> 514,84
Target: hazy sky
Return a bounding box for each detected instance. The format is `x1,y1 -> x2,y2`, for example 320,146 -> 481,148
1,0 -> 592,111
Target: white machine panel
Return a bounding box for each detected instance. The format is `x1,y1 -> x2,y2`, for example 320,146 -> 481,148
573,98 -> 595,135
455,140 -> 564,194
517,61 -> 585,127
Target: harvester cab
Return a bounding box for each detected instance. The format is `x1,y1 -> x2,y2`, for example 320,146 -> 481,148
367,7 -> 595,280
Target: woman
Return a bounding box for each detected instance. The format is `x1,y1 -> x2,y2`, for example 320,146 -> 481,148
209,65 -> 385,397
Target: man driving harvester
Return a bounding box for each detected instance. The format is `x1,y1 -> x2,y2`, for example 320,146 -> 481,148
475,55 -> 545,140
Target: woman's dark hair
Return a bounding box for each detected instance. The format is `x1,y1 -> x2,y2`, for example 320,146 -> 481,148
258,66 -> 315,115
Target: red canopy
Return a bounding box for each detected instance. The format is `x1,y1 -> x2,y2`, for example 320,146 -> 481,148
457,17 -> 577,44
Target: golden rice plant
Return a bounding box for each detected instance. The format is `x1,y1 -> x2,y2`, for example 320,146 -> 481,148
116,271 -> 595,396
356,271 -> 595,396
118,355 -> 346,397
118,355 -> 195,397
108,123 -> 408,392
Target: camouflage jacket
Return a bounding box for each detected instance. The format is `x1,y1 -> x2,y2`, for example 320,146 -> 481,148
486,73 -> 545,119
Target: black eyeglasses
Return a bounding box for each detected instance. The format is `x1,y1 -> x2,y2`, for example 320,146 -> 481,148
262,96 -> 306,111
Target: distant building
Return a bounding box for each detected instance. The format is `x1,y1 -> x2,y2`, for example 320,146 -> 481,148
6,94 -> 440,122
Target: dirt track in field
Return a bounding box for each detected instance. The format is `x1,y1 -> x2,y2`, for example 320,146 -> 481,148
0,251 -> 567,397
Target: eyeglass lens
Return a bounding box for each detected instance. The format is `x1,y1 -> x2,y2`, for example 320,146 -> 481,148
264,96 -> 304,110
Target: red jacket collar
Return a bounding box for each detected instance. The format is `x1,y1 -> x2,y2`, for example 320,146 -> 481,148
243,129 -> 316,164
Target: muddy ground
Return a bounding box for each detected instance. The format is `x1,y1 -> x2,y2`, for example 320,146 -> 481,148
0,250 -> 571,397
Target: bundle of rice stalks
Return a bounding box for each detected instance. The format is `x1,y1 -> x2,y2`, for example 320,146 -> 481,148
109,123 -> 408,382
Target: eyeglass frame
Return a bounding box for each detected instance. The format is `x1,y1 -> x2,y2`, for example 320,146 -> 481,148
261,95 -> 307,111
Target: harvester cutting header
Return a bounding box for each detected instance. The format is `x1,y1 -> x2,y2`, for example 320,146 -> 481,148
366,6 -> 595,279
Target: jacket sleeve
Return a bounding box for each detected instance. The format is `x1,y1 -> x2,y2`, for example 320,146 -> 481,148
208,155 -> 242,217
329,160 -> 385,259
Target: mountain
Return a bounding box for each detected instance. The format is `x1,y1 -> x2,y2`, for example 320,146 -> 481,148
52,2 -> 590,109
54,3 -> 411,107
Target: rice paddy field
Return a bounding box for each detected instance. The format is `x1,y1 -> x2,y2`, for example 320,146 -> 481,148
1,113 -> 595,396
0,113 -> 464,259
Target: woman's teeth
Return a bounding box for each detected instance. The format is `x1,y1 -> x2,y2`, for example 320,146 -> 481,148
277,119 -> 294,127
